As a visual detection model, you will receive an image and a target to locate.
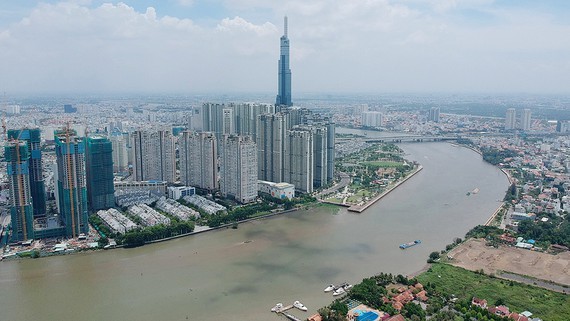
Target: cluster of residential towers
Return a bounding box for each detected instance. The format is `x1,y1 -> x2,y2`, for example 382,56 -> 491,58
6,17 -> 335,242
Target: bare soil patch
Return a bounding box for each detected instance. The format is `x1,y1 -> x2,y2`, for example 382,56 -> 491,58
448,238 -> 570,286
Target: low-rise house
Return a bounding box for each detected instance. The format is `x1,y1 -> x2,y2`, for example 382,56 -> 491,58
509,312 -> 529,321
489,305 -> 510,316
471,297 -> 488,309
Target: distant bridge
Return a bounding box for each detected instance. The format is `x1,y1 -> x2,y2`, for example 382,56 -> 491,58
363,136 -> 459,143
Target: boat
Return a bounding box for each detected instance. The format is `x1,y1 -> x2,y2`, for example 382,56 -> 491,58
472,188 -> 479,194
343,283 -> 353,291
271,303 -> 283,312
324,284 -> 335,292
333,287 -> 346,296
293,300 -> 308,311
399,240 -> 421,249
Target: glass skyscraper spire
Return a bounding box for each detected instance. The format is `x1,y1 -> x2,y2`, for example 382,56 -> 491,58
276,16 -> 292,106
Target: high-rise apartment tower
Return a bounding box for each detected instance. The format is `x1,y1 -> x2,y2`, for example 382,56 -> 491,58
132,130 -> 176,183
521,109 -> 531,131
505,108 -> 516,130
220,135 -> 258,203
179,131 -> 218,191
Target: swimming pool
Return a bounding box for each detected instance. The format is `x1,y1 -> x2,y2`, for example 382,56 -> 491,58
357,311 -> 379,321
352,309 -> 378,321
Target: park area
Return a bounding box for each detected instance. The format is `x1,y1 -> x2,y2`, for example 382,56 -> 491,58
325,143 -> 416,206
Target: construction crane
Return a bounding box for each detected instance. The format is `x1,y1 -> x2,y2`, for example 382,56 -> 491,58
2,92 -> 6,141
2,112 -> 6,141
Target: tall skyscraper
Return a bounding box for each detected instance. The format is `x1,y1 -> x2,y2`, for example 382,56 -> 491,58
284,127 -> 313,193
7,128 -> 46,217
257,113 -> 287,182
132,130 -> 176,183
326,120 -> 335,184
55,128 -> 89,238
179,131 -> 218,191
222,108 -> 234,135
110,133 -> 129,174
521,108 -> 531,131
220,135 -> 258,203
276,16 -> 292,107
505,108 -> 516,130
5,141 -> 35,241
85,135 -> 115,211
312,126 -> 328,188
429,107 -> 440,122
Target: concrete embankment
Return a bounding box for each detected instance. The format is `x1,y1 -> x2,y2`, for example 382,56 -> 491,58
484,203 -> 504,226
348,165 -> 423,213
145,207 -> 301,245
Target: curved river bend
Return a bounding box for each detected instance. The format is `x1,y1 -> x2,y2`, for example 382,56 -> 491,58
0,141 -> 508,321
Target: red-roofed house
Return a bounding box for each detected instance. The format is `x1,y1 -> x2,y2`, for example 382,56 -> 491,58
489,305 -> 510,316
508,312 -> 529,321
392,301 -> 404,311
416,290 -> 428,302
471,297 -> 488,309
385,315 -> 406,321
307,314 -> 322,321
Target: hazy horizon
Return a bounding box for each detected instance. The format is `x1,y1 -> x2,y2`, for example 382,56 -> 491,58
1,1 -> 569,95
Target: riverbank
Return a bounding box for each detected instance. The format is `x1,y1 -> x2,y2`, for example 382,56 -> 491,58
348,165 -> 423,213
1,205 -> 310,261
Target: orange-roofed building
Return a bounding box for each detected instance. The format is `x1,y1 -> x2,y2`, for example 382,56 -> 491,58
308,314 -> 322,321
385,315 -> 406,321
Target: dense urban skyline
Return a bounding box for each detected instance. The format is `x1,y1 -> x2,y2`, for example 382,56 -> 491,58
0,1 -> 569,94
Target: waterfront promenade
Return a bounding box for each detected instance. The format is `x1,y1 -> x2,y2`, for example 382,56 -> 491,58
348,165 -> 423,213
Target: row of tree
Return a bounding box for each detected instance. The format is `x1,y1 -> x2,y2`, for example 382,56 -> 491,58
117,220 -> 195,247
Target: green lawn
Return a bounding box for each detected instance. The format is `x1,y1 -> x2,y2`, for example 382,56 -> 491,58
417,264 -> 570,321
362,161 -> 403,168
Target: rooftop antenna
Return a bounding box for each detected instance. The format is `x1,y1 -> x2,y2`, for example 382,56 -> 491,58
284,16 -> 288,37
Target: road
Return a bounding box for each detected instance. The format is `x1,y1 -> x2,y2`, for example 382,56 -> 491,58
316,171 -> 351,199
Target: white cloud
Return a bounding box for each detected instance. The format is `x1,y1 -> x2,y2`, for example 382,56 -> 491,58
0,0 -> 568,94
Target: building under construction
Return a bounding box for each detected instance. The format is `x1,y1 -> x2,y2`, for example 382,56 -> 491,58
54,128 -> 89,237
7,128 -> 46,218
5,140 -> 35,241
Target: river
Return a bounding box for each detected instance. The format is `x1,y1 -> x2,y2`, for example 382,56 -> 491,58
0,138 -> 509,321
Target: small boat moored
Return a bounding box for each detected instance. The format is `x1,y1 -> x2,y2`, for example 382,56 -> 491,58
271,303 -> 283,312
293,300 -> 308,311
324,284 -> 335,292
333,287 -> 346,296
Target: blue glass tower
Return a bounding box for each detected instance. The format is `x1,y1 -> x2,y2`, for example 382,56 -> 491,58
85,136 -> 115,212
276,16 -> 292,107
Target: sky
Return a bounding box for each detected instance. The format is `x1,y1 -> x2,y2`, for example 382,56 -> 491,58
0,0 -> 569,95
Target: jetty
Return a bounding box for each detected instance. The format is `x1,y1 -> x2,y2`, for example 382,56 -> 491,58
273,304 -> 303,321
281,311 -> 303,321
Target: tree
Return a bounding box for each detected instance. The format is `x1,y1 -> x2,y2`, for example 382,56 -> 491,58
428,251 -> 440,262
494,298 -> 505,306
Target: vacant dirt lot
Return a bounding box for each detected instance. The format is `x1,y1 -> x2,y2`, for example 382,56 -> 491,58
448,238 -> 570,286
